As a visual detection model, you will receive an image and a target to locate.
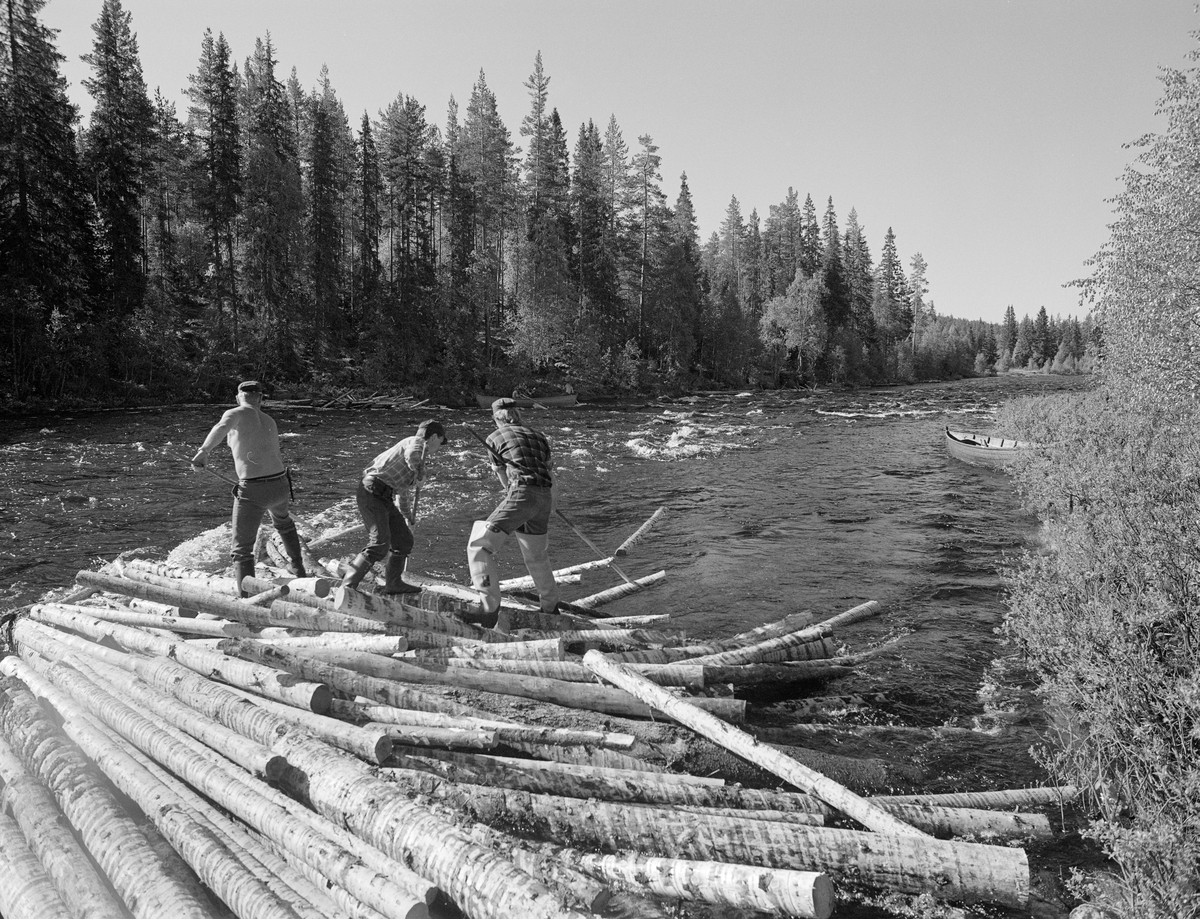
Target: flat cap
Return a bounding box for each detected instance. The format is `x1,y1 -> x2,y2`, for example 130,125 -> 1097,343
491,397 -> 518,412
238,380 -> 262,393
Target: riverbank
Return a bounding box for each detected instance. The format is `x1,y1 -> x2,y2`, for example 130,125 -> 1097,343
997,385 -> 1200,918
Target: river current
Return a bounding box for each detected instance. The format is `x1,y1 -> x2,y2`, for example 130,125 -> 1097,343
0,374 -> 1092,908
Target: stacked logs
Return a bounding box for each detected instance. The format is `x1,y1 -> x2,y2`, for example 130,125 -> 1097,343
0,525 -> 1076,919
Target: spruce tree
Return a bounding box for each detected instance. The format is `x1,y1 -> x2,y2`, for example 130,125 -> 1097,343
631,134 -> 665,352
0,0 -> 98,397
81,0 -> 154,319
186,29 -> 240,346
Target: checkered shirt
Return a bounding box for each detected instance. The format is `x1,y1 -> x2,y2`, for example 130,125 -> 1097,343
363,435 -> 421,491
487,424 -> 553,487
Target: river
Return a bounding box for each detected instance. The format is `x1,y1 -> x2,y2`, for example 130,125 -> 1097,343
0,374 -> 1094,914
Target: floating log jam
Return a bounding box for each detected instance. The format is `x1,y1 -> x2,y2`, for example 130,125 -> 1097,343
0,539 -> 1065,918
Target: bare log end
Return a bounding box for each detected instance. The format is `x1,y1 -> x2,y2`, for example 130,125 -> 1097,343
308,683 -> 333,715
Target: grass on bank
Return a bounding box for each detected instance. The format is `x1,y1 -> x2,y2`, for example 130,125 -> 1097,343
997,386 -> 1200,919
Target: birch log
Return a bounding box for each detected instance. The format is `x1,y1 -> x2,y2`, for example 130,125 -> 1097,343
614,507 -> 668,556
18,653 -> 433,919
0,673 -> 218,919
583,650 -> 924,838
572,571 -> 667,609
28,605 -> 331,713
574,849 -> 833,918
0,811 -> 73,919
0,735 -> 127,919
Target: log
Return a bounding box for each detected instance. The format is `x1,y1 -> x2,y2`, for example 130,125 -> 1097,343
214,639 -> 499,720
574,849 -> 833,919
0,672 -> 218,919
208,682 -> 394,765
583,650 -> 924,838
405,637 -> 567,661
687,605 -> 871,664
331,587 -> 501,640
884,787 -> 1080,810
703,660 -> 854,685
336,700 -> 636,750
725,609 -> 816,645
262,721 -> 594,919
614,506 -> 668,557
42,601 -> 261,638
470,825 -> 613,914
79,570 -> 370,633
16,653 -> 433,918
0,735 -> 126,919
229,641 -> 746,722
572,571 -> 667,609
305,522 -> 366,552
374,724 -> 499,750
500,571 -> 583,591
28,605 -> 332,714
242,583 -> 289,606
393,748 -> 728,798
0,811 -> 73,919
418,752 -> 1029,907
440,657 -> 705,691
601,636 -> 836,666
16,620 -> 287,780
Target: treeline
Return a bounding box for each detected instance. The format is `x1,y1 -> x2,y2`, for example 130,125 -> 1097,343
999,24 -> 1200,919
1,0 -> 1089,406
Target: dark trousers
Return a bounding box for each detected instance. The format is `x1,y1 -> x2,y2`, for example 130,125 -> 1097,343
356,480 -> 414,564
230,475 -> 296,564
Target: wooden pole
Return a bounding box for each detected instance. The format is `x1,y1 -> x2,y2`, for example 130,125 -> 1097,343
582,650 -> 925,838
554,509 -> 638,586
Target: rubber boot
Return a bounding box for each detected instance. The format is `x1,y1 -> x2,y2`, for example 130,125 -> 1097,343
234,559 -> 256,598
515,531 -> 560,613
277,523 -> 307,578
338,552 -> 374,590
466,521 -> 507,617
378,552 -> 421,595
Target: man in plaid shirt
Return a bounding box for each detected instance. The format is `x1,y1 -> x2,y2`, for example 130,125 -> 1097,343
340,419 -> 448,594
467,398 -> 561,623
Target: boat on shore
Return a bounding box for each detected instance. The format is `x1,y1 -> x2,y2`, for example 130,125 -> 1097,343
475,392 -> 579,409
944,427 -> 1029,468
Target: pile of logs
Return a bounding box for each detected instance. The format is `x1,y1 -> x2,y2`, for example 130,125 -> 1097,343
0,523 -> 1077,919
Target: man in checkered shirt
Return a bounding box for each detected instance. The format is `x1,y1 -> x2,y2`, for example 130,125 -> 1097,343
467,398 -> 562,623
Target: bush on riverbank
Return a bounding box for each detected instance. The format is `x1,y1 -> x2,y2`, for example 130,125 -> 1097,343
998,387 -> 1200,918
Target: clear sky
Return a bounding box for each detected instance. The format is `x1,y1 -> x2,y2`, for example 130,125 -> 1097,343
41,0 -> 1200,324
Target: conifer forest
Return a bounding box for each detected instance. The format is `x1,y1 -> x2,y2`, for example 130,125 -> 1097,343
1,0 -> 1093,406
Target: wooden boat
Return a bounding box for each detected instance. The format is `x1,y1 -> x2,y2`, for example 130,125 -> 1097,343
944,427 -> 1029,468
476,392 -> 578,409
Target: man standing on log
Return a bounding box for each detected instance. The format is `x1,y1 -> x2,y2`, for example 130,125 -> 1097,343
467,398 -> 561,625
192,380 -> 306,594
339,420 -> 449,595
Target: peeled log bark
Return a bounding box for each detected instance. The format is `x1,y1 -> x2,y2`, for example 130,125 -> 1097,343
332,587 -> 501,640
687,604 -> 877,665
428,764 -> 1029,908
0,811 -> 73,919
337,700 -> 636,750
0,736 -> 125,919
405,637 -> 566,661
573,849 -> 834,919
572,571 -> 667,609
18,654 -> 433,919
28,605 -> 331,714
614,507 -> 667,557
583,650 -> 924,838
16,619 -> 286,781
227,640 -> 747,723
0,673 -> 217,919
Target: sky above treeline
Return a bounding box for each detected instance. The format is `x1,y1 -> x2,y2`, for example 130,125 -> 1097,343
41,0 -> 1200,325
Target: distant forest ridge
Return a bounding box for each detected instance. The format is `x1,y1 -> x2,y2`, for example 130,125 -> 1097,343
0,0 -> 1094,406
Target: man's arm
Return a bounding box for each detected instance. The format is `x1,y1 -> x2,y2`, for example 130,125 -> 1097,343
192,409 -> 238,466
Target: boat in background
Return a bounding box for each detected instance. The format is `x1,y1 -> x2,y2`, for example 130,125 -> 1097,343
944,427 -> 1030,468
476,392 -> 579,409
